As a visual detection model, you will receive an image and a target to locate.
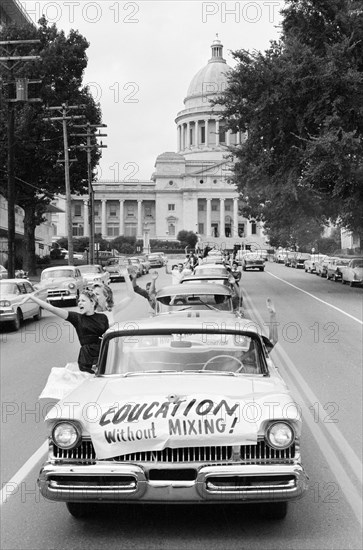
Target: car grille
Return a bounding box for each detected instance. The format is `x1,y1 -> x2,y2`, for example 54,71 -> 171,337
47,289 -> 70,298
51,439 -> 296,465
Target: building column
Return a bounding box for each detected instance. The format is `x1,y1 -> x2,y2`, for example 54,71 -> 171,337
137,199 -> 142,238
181,123 -> 185,150
186,121 -> 190,148
220,198 -> 225,238
226,129 -> 232,146
245,220 -> 251,237
206,198 -> 212,236
216,120 -> 220,146
83,199 -> 89,237
177,125 -> 181,152
101,199 -> 107,238
233,197 -> 238,238
205,119 -> 209,147
195,120 -> 199,147
119,199 -> 124,236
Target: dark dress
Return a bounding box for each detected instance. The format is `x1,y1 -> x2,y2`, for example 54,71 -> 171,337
67,312 -> 109,373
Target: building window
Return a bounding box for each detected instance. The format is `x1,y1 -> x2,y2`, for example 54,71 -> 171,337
198,203 -> 205,211
145,206 -> 152,218
225,205 -> 231,211
201,126 -> 205,144
127,207 -> 134,217
109,204 -> 117,217
107,225 -> 119,237
72,224 -> 84,236
219,125 -> 226,143
168,223 -> 175,236
198,223 -> 204,235
212,204 -> 218,211
74,204 -> 82,217
251,221 -> 257,235
190,128 -> 193,146
95,224 -> 102,234
169,180 -> 174,185
168,204 -> 175,211
94,206 -> 99,217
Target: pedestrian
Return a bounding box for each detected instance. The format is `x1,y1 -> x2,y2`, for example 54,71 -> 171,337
21,289 -> 109,373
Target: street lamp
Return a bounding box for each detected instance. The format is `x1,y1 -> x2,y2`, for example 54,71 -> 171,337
143,222 -> 150,254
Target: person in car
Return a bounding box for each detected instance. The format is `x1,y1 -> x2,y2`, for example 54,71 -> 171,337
165,262 -> 187,284
230,261 -> 242,285
20,289 -> 108,373
92,268 -> 135,324
130,269 -> 158,310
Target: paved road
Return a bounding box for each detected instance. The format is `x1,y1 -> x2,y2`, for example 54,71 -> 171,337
1,264 -> 362,549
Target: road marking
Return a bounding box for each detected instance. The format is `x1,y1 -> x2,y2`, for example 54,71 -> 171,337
0,441 -> 48,505
266,271 -> 363,325
245,293 -> 363,526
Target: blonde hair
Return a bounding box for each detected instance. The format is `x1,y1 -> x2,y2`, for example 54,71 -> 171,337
79,289 -> 99,308
92,283 -> 114,310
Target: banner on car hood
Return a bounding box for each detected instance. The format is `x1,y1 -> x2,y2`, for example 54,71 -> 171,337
85,394 -> 258,459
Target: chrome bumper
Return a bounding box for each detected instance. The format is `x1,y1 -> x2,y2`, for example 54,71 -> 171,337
38,462 -> 308,503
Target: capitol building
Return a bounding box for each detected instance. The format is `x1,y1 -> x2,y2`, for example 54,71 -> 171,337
53,39 -> 268,250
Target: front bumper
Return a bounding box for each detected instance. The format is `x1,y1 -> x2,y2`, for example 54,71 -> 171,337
0,309 -> 16,322
38,462 -> 308,504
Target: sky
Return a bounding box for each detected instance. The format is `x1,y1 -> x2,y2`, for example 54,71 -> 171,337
22,0 -> 285,180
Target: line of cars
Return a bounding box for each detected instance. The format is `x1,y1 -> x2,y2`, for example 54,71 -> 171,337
275,251 -> 363,287
37,250 -> 308,520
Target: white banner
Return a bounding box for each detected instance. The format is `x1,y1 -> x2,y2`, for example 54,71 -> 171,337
86,394 -> 258,459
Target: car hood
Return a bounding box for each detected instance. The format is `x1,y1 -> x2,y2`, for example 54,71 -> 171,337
46,374 -> 300,460
37,277 -> 76,288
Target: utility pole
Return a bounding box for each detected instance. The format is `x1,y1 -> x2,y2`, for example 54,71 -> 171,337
71,123 -> 107,264
0,39 -> 41,277
44,104 -> 85,265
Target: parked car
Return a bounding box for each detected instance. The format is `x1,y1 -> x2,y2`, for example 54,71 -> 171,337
0,279 -> 43,330
78,264 -> 110,287
273,250 -> 286,263
241,252 -> 265,272
0,265 -> 8,279
341,258 -> 363,287
64,252 -> 84,261
146,253 -> 164,268
36,266 -> 85,306
315,256 -> 332,277
103,257 -> 127,283
38,315 -> 308,519
326,257 -> 351,282
304,254 -> 327,273
290,253 -> 311,269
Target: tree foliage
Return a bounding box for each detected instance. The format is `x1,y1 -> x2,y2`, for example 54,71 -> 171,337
0,18 -> 102,273
216,0 -> 363,248
177,230 -> 198,249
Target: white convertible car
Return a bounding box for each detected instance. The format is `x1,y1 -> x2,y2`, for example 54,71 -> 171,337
38,313 -> 308,520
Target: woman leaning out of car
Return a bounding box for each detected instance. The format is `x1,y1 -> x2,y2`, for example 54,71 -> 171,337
91,267 -> 136,325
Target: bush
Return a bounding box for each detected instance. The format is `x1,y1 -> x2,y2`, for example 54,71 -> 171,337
36,255 -> 51,265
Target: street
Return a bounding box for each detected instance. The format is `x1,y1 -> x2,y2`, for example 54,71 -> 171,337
1,262 -> 362,550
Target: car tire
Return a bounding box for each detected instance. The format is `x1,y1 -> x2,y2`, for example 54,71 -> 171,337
242,266 -> 246,271
66,502 -> 97,519
33,307 -> 42,321
341,278 -> 346,284
260,267 -> 264,271
258,501 -> 288,520
349,281 -> 355,287
12,309 -> 23,331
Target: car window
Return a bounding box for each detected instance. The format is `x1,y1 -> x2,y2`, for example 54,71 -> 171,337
24,282 -> 34,293
41,269 -> 74,279
0,282 -> 20,295
103,332 -> 263,376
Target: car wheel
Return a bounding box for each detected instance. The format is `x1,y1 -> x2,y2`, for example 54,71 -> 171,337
258,501 -> 288,520
260,267 -> 264,271
341,278 -> 346,284
242,266 -> 246,271
33,307 -> 42,321
12,309 -> 23,331
349,281 -> 355,287
66,502 -> 97,519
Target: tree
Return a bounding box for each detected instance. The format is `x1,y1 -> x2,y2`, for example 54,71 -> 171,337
215,0 -> 363,245
177,230 -> 198,249
0,18 -> 102,274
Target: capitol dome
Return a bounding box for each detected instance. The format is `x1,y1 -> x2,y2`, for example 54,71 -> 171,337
185,38 -> 232,106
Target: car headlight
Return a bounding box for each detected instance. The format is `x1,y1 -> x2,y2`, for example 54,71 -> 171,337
68,282 -> 76,290
266,422 -> 294,449
0,300 -> 11,307
52,421 -> 81,449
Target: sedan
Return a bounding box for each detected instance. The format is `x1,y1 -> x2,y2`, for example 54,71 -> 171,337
0,279 -> 42,330
326,257 -> 351,281
290,253 -> 311,269
36,266 -> 85,305
341,258 -> 363,287
304,254 -> 327,273
315,256 -> 332,277
78,264 -> 110,287
146,253 -> 164,268
241,252 -> 265,271
38,315 -> 308,520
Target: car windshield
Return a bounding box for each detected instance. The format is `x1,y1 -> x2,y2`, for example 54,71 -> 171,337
351,260 -> 363,268
0,282 -> 19,295
337,259 -> 351,266
195,267 -> 227,276
41,270 -> 74,279
156,293 -> 232,312
103,330 -> 263,375
79,266 -> 101,274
